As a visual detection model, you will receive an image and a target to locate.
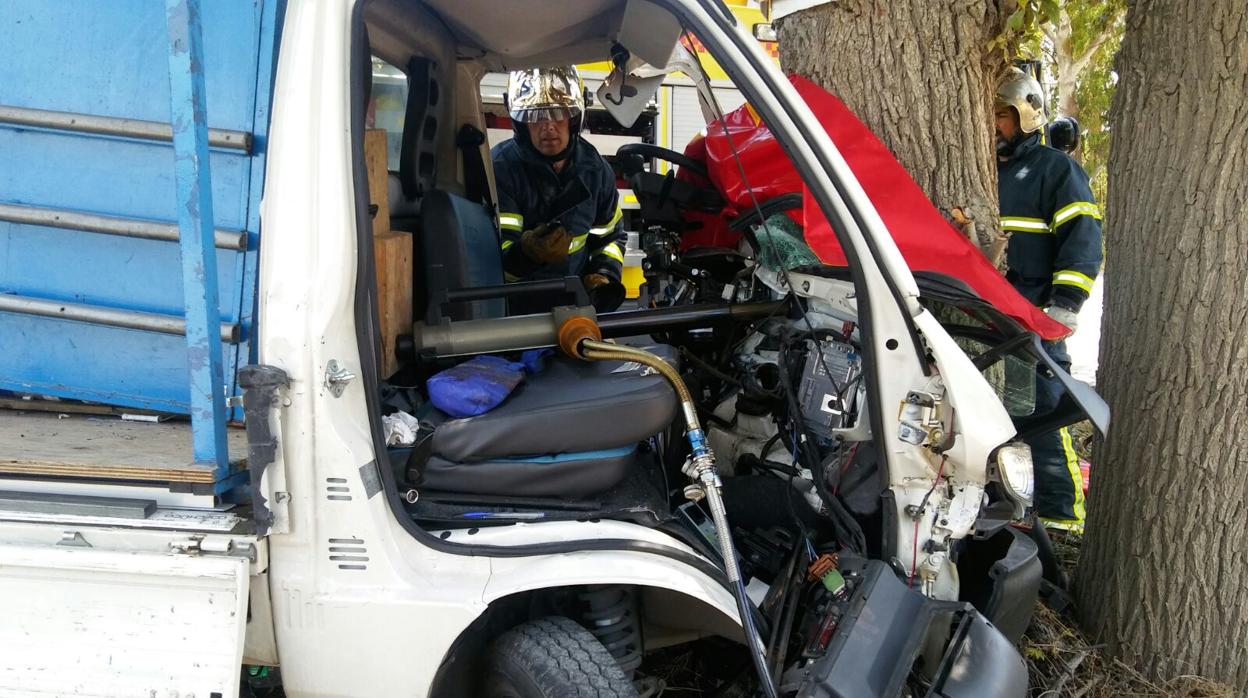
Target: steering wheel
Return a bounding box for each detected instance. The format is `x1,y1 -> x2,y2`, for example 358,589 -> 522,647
616,143 -> 710,180
616,143 -> 722,217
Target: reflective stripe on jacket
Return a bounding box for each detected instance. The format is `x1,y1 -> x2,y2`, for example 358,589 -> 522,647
999,134 -> 1103,311
491,137 -> 624,284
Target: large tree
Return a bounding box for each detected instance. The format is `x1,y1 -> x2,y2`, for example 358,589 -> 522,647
1074,0 -> 1248,689
774,1 -> 1013,261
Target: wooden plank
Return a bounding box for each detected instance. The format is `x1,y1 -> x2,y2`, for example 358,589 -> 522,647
374,230 -> 413,378
0,411 -> 246,484
0,397 -> 164,419
364,128 -> 391,236
365,128 -> 409,377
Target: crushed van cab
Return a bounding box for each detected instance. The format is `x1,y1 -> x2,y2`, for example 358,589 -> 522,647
0,1 -> 1106,696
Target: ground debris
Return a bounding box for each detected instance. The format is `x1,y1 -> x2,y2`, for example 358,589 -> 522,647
1022,533 -> 1235,698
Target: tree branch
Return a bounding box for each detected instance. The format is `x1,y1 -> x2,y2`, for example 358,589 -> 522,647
1069,11 -> 1124,79
1042,21 -> 1059,48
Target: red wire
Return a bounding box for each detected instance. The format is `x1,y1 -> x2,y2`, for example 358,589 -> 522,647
909,456 -> 949,588
831,443 -> 860,496
909,517 -> 921,589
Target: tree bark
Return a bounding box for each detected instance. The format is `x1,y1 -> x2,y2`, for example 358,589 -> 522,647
1052,5 -> 1080,122
1074,0 -> 1248,689
775,1 -> 1010,255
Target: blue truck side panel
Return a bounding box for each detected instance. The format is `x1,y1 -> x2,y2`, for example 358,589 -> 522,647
0,1 -> 282,441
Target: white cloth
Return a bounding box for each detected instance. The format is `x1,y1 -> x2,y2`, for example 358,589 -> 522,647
382,411 -> 422,446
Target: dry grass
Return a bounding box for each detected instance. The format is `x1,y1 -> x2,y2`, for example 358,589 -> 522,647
1021,532 -> 1237,698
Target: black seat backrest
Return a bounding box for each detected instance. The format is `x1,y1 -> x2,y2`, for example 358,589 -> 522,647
417,190 -> 506,323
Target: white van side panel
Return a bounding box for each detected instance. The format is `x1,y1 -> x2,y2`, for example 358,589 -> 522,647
0,544 -> 249,698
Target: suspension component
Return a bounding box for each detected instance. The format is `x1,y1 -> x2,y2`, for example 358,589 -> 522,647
578,585 -> 643,675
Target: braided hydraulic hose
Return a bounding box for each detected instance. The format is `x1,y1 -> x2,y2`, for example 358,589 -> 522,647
572,337 -> 779,698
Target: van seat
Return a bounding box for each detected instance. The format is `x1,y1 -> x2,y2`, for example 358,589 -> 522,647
409,345 -> 678,497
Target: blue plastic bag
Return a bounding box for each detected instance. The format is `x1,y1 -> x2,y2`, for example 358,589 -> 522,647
427,355 -> 527,418
519,348 -> 554,374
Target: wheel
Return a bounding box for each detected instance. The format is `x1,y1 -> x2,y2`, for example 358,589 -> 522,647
483,616 -> 639,698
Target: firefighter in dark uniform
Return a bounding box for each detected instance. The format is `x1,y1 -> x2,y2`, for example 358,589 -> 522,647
995,68 -> 1102,530
492,66 -> 625,313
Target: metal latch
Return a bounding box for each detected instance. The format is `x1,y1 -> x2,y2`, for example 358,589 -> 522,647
325,359 -> 356,397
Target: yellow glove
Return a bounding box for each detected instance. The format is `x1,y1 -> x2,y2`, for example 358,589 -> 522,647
519,223 -> 571,264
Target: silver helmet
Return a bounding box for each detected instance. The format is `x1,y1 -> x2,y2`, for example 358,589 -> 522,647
996,67 -> 1046,134
506,66 -> 585,124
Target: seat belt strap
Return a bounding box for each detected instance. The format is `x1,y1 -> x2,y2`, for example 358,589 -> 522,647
457,124 -> 495,212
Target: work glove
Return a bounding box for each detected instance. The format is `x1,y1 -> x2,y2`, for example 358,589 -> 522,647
583,272 -> 625,312
519,223 -> 571,265
1045,304 -> 1079,333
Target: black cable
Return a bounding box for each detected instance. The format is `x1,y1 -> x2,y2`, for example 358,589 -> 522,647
778,339 -> 867,554
733,578 -> 778,698
769,550 -> 806,684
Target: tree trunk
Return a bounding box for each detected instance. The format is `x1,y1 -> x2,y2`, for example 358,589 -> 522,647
1074,0 -> 1248,689
774,1 -> 1010,256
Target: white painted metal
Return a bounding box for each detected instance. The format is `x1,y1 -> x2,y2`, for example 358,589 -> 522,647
0,543 -> 249,697
0,507 -> 243,532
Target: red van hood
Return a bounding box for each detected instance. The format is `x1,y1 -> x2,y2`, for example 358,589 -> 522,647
698,75 -> 1068,341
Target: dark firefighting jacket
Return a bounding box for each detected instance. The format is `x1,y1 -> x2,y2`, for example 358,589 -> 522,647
491,137 -> 624,284
998,133 -> 1103,311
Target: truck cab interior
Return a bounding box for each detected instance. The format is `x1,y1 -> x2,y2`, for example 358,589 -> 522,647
359,0 -> 733,531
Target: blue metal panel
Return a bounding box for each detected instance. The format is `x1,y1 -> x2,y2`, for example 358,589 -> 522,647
0,0 -> 283,452
166,0 -> 229,469
0,130 -> 252,229
0,224 -> 243,317
0,2 -> 264,130
0,315 -> 199,413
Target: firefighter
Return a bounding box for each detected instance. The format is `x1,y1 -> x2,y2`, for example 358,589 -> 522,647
492,66 -> 625,313
995,67 -> 1102,530
1046,115 -> 1081,155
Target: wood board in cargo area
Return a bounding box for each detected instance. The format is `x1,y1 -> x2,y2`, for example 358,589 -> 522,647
0,411 -> 247,484
366,128 -> 413,378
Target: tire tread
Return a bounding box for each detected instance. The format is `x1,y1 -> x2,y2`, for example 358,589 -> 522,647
486,616 -> 637,698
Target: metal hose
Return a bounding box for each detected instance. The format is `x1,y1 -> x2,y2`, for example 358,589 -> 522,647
573,338 -> 779,698
579,340 -> 701,433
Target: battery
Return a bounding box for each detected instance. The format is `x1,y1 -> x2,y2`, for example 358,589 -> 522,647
797,339 -> 860,436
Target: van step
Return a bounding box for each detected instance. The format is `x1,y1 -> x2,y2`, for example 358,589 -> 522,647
0,490 -> 156,519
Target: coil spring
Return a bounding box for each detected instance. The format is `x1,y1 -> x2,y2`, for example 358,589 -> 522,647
578,584 -> 643,674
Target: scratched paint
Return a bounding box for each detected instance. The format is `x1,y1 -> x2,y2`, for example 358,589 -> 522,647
166,0 -> 229,470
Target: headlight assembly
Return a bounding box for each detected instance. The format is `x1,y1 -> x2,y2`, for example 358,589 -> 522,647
995,443 -> 1035,506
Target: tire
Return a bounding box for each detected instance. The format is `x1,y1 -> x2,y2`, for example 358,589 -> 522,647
483,616 -> 639,698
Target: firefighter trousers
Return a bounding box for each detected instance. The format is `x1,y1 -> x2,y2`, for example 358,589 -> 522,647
1025,339 -> 1086,529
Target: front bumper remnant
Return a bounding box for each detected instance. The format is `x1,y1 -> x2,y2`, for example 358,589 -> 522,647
792,561 -> 1028,697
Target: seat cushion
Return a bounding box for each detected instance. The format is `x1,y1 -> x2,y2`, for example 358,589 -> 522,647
418,447 -> 638,498
430,344 -> 678,462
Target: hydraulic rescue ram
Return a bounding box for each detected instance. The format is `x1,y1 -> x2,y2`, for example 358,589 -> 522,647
405,300 -> 785,359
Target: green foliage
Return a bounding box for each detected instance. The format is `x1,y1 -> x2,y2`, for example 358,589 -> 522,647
1063,0 -> 1125,202
989,1 -> 1049,61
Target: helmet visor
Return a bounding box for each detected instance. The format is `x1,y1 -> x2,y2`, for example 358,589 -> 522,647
507,67 -> 584,124
510,106 -> 576,124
